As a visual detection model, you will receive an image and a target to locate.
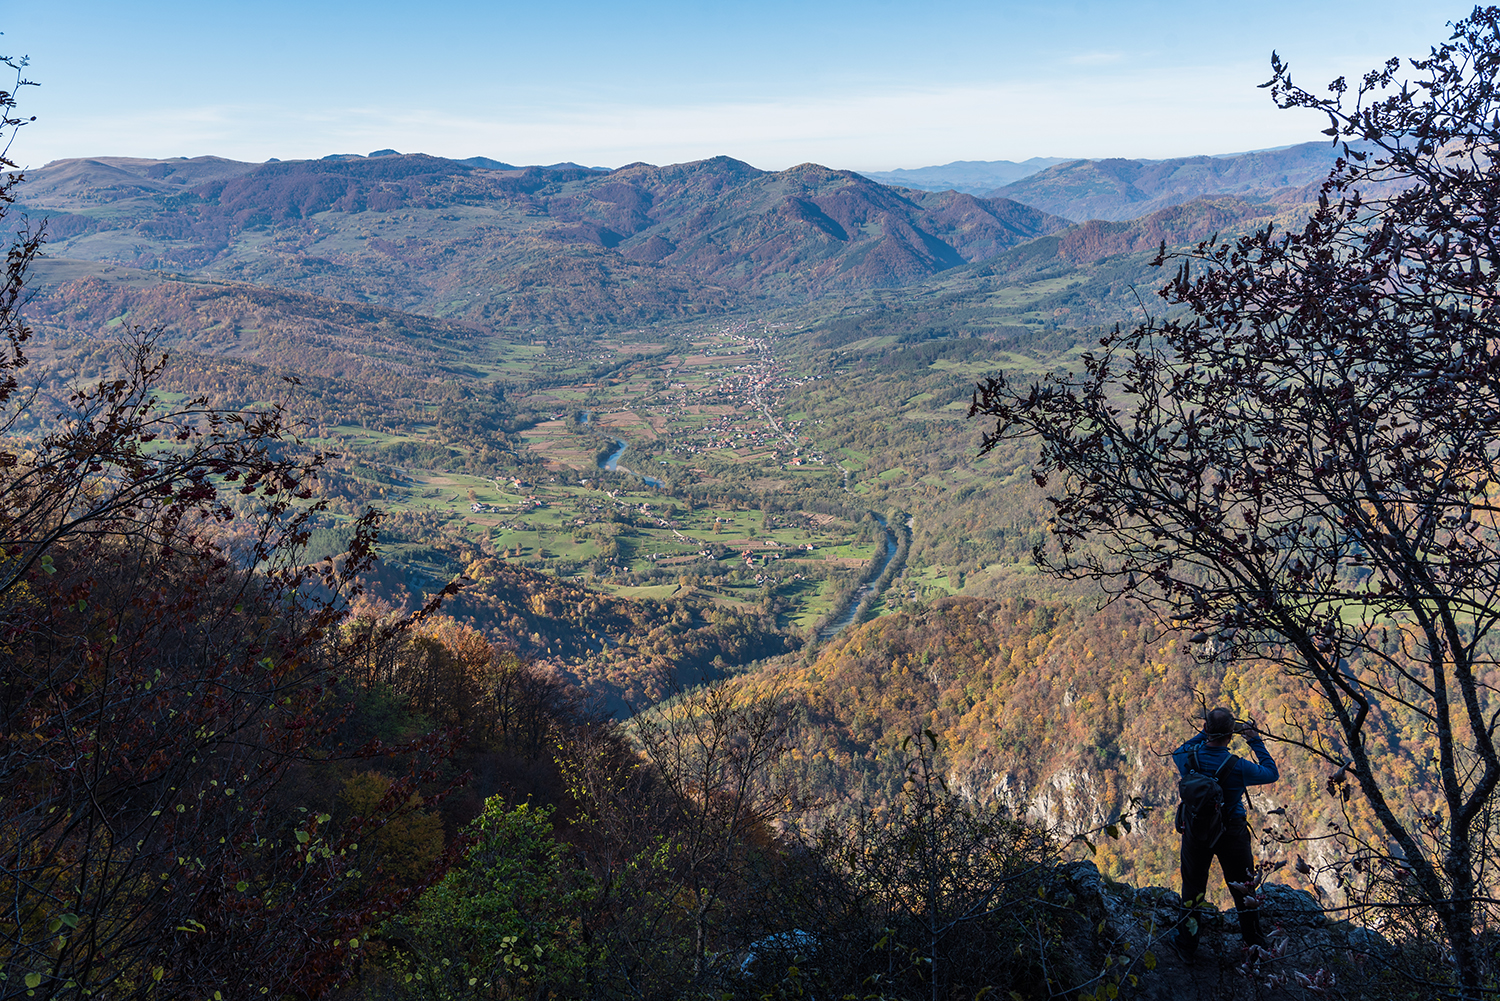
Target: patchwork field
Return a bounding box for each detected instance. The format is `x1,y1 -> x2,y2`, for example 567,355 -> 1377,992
290,322 -> 891,631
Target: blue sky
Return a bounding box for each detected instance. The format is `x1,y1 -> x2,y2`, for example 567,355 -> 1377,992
4,1 -> 1479,171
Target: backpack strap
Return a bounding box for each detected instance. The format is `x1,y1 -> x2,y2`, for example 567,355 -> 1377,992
1189,747 -> 1233,781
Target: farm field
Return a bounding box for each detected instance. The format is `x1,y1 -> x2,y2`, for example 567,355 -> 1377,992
275,286 -> 1089,636
302,319 -> 891,632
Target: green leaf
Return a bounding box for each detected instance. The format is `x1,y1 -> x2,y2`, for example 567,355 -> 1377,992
1142,951 -> 1156,971
1105,824 -> 1120,839
295,830 -> 310,844
24,974 -> 41,989
236,881 -> 248,892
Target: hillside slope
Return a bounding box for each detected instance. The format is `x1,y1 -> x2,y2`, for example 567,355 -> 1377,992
991,141 -> 1351,221
737,597 -> 1411,898
18,153 -> 1071,325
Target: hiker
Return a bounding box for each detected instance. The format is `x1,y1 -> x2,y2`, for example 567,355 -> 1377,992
1172,707 -> 1279,959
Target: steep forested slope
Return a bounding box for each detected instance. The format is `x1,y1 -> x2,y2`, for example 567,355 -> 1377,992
739,597 -> 1421,899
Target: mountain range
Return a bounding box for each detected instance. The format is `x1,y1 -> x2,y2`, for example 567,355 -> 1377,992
7,132 -> 1406,913
17,154 -> 1071,327
15,138 -> 1353,342
862,141 -> 1354,220
857,158 -> 1071,195
984,140 -> 1355,220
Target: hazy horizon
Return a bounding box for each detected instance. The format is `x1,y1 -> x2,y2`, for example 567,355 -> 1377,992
18,142 -> 1331,177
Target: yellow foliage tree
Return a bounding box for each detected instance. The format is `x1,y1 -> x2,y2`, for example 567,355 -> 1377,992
337,771 -> 445,886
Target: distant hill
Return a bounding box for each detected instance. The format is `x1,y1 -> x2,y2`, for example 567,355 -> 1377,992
998,195 -> 1283,268
19,155 -> 262,202
18,152 -> 601,210
989,141 -> 1355,221
858,158 -> 1071,195
17,153 -> 1071,322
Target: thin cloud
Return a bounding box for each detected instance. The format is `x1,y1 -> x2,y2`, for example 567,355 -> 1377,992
1067,52 -> 1125,66
14,65 -> 1327,172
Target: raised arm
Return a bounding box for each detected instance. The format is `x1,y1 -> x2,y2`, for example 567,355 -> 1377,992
1235,718 -> 1279,785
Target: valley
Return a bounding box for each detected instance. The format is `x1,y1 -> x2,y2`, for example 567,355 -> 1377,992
7,143 -> 1384,895
14,6 -> 1500,996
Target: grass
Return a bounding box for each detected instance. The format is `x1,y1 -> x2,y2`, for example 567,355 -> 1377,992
317,321 -> 1030,627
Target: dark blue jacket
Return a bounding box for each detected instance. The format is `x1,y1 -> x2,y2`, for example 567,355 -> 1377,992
1173,732 -> 1279,818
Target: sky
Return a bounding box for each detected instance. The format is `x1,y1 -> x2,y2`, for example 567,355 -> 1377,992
2,1 -> 1481,173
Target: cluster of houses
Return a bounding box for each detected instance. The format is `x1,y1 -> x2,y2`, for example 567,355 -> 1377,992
650,331 -> 830,470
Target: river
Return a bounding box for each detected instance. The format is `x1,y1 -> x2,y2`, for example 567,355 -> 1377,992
818,513 -> 901,640
581,411 -> 902,635
602,439 -> 664,488
581,412 -> 663,487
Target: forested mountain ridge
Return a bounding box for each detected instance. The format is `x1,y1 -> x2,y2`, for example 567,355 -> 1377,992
6,141 -> 1405,896
16,152 -> 1071,322
988,140 -> 1359,221
858,156 -> 1071,194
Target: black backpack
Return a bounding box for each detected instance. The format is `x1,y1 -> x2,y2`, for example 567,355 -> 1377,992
1175,749 -> 1230,847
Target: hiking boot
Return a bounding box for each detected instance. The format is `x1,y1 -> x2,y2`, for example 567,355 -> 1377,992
1169,933 -> 1197,966
1237,909 -> 1268,949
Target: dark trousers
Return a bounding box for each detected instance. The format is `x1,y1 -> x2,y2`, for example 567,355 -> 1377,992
1178,818 -> 1265,950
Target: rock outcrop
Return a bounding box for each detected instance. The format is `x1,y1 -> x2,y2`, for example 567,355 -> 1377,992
1054,861 -> 1392,1000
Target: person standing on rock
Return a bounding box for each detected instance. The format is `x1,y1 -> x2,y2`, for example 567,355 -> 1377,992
1172,707 -> 1279,959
